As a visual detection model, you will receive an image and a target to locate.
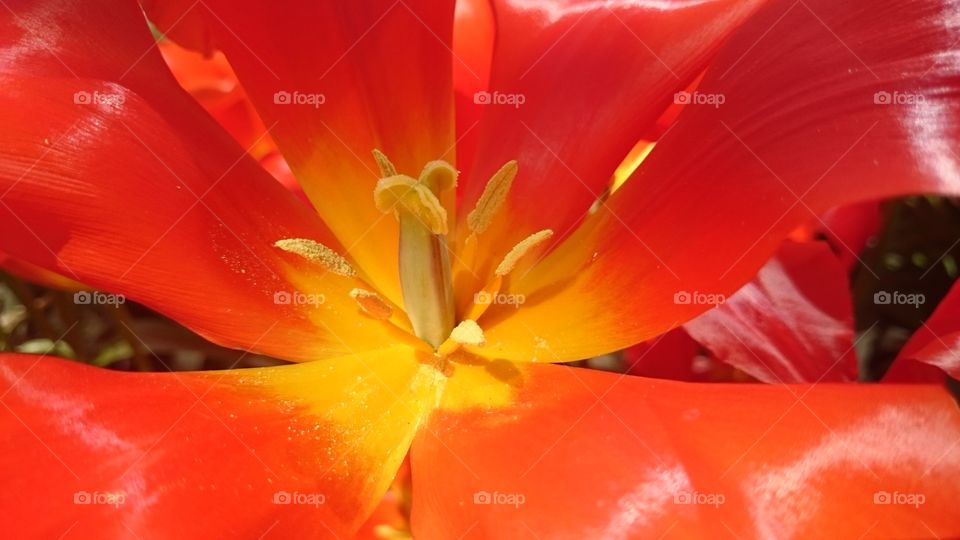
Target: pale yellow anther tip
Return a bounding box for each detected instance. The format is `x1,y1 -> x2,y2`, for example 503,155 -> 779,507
419,160 -> 458,192
468,160 -> 518,234
495,229 -> 554,276
349,288 -> 393,320
449,319 -> 485,346
372,148 -> 397,178
274,238 -> 356,277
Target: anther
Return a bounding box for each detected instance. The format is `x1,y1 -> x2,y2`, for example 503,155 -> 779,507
495,229 -> 554,276
436,318 -> 486,357
349,288 -> 393,320
467,160 -> 518,234
372,148 -> 397,177
449,319 -> 485,346
274,238 -> 356,277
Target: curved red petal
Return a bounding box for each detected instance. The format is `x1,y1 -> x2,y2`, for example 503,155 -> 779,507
685,240 -> 857,383
894,280 -> 960,378
482,0 -> 960,361
882,357 -> 949,384
456,0 -> 764,274
411,363 -> 960,538
796,201 -> 883,272
0,349 -> 440,538
0,0 -> 392,360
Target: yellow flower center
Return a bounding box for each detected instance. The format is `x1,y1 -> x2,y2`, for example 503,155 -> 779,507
275,150 -> 554,360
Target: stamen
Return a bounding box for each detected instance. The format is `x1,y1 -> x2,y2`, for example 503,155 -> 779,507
349,288 -> 393,320
274,238 -> 356,277
374,176 -> 448,235
372,148 -> 397,177
467,160 -> 518,234
449,319 -> 485,346
495,229 -> 554,276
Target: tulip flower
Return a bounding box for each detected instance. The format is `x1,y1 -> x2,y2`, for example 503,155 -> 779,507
1,0 -> 960,538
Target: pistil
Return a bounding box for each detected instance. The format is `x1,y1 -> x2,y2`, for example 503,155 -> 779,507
373,151 -> 457,349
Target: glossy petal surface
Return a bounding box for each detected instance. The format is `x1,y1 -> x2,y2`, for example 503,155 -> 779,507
0,349 -> 441,538
411,363 -> 960,539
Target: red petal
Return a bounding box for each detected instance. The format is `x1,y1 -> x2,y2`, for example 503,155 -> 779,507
894,280 -> 960,378
792,201 -> 883,272
141,0 -> 216,55
625,328 -> 746,383
411,363 -> 960,538
0,1 -> 392,360
184,0 -> 458,305
456,0 -> 765,274
882,358 -> 949,383
158,40 -> 277,161
483,0 -> 960,361
451,0 -> 495,185
0,349 -> 439,538
685,240 -> 857,383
